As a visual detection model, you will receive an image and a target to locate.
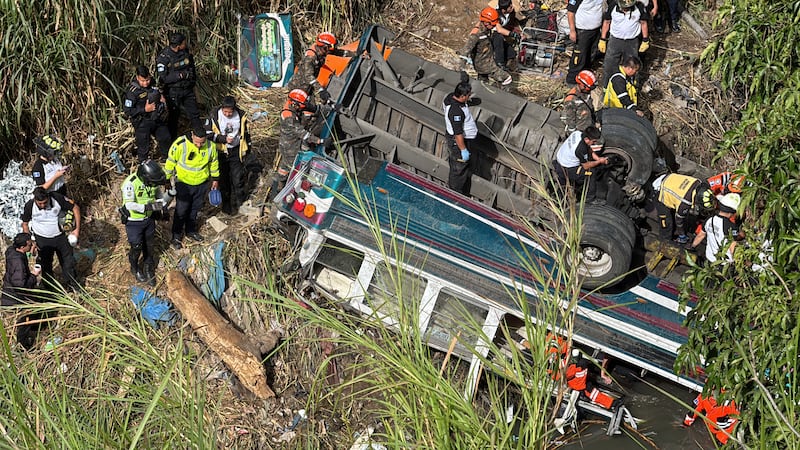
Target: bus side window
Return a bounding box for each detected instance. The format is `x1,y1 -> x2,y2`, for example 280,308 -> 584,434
425,289 -> 489,358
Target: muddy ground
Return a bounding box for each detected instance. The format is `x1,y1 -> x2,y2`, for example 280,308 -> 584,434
1,0 -> 739,448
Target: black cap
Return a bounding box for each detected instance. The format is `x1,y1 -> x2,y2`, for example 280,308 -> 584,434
13,232 -> 32,249
498,0 -> 512,9
169,32 -> 186,46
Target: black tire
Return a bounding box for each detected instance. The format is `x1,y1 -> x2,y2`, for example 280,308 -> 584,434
577,214 -> 634,289
583,205 -> 637,249
600,109 -> 656,187
600,109 -> 657,154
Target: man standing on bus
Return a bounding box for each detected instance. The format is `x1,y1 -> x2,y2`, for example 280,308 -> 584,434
443,81 -> 478,196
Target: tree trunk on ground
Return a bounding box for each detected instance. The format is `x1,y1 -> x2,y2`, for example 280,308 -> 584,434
166,269 -> 280,399
682,11 -> 709,41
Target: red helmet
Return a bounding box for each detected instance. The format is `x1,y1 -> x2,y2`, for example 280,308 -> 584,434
288,89 -> 309,106
316,32 -> 337,49
575,70 -> 597,90
480,7 -> 500,26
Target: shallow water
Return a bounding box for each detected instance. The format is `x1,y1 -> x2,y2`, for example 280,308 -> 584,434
557,375 -> 718,450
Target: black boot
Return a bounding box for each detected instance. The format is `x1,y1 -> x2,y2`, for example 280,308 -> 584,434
129,245 -> 146,282
143,263 -> 156,287
131,263 -> 147,283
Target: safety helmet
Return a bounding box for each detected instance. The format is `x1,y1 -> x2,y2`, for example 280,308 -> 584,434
698,187 -> 717,212
288,89 -> 309,107
575,70 -> 597,90
617,0 -> 636,8
137,159 -> 167,187
727,174 -> 745,193
316,32 -> 337,49
480,7 -> 500,26
717,193 -> 741,213
35,135 -> 64,159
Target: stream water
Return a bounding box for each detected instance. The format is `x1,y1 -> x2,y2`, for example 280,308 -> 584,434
558,375 -> 717,449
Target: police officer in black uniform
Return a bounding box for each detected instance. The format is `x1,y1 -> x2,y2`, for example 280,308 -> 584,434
443,81 -> 478,195
156,32 -> 202,139
124,66 -> 172,162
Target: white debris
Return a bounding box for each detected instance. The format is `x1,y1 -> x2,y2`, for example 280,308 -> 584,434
0,161 -> 36,238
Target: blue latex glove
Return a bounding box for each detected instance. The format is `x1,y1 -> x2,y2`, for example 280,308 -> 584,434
460,149 -> 470,162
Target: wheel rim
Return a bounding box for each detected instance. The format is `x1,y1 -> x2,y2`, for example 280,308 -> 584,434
603,146 -> 633,185
578,245 -> 613,278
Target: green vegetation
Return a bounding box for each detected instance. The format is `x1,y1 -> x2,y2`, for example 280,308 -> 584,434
677,0 -> 800,447
0,0 -> 385,163
0,292 -> 213,448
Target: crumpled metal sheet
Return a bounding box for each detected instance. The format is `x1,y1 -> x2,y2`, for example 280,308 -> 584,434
0,161 -> 37,238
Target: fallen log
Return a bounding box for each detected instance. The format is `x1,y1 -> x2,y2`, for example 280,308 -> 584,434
166,269 -> 280,399
682,11 -> 709,41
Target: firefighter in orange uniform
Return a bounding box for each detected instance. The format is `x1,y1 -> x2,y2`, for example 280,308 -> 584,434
683,391 -> 740,445
565,349 -> 618,409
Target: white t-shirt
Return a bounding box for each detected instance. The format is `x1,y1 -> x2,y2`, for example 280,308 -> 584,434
217,111 -> 241,149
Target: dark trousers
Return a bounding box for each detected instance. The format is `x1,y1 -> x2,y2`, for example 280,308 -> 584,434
555,163 -> 598,202
491,32 -> 517,69
219,149 -> 247,213
602,36 -> 640,85
165,89 -> 202,140
566,28 -> 600,84
446,136 -> 475,196
173,180 -> 208,238
36,233 -> 77,290
125,218 -> 156,267
134,119 -> 172,162
655,0 -> 681,29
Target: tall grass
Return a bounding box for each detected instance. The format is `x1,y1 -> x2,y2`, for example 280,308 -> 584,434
0,290 -> 215,448
1,0 -> 388,164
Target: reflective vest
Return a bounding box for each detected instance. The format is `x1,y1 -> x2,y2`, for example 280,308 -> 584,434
603,66 -> 638,109
656,173 -> 700,210
121,173 -> 157,220
164,135 -> 219,185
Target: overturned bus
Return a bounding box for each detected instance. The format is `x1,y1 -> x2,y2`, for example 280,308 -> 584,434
270,25 -> 709,434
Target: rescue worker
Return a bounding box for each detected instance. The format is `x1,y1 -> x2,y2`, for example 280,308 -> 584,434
603,55 -> 645,117
598,0 -> 650,86
287,32 -> 337,100
156,32 -> 202,139
560,70 -> 599,134
274,89 -> 326,193
565,0 -> 604,85
707,171 -> 745,196
565,349 -> 620,410
689,193 -> 742,263
457,8 -> 514,88
490,0 -> 524,72
683,391 -> 740,445
206,96 -> 254,215
164,126 -> 219,249
545,332 -> 570,379
553,126 -> 608,204
443,80 -> 478,195
651,173 -> 716,244
31,135 -> 68,196
123,65 -> 172,162
20,187 -> 81,291
121,160 -> 171,285
2,233 -> 45,349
